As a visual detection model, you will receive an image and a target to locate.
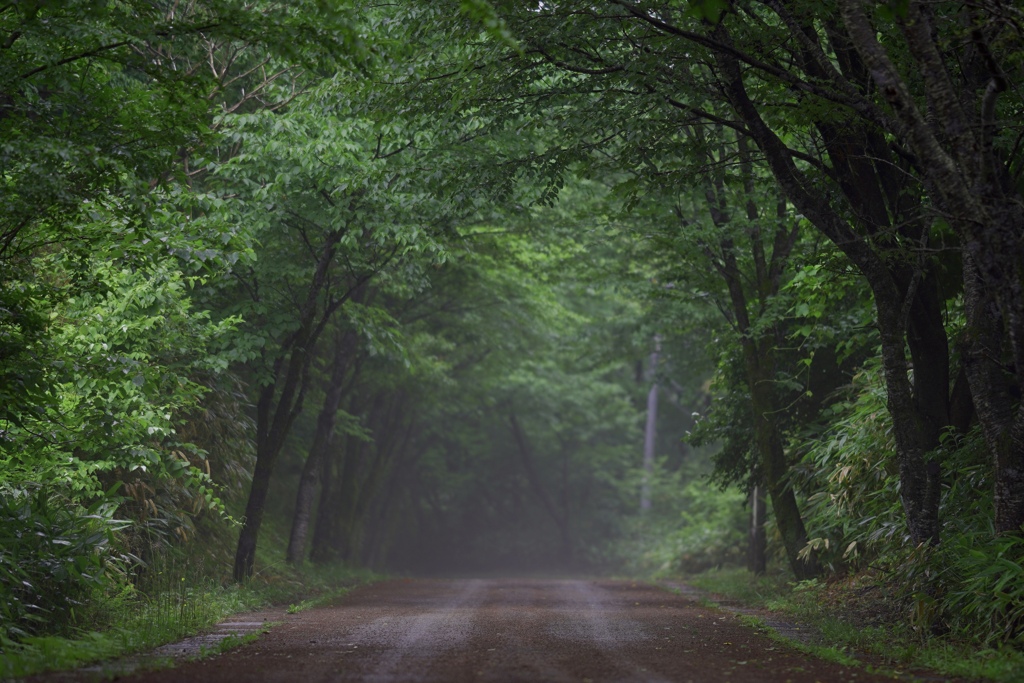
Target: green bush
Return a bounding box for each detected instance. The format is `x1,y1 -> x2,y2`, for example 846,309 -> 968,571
0,486 -> 130,640
795,356 -> 1024,647
794,358 -> 904,571
935,532 -> 1024,645
890,529 -> 1024,647
619,471 -> 747,576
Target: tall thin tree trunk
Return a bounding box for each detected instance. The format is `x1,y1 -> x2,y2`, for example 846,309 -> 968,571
286,332 -> 355,564
232,230 -> 358,581
745,351 -> 819,579
509,412 -> 572,566
235,379 -> 301,581
748,484 -> 767,575
234,409 -> 277,581
309,438 -> 343,564
699,136 -> 817,577
641,336 -> 660,512
287,442 -> 326,565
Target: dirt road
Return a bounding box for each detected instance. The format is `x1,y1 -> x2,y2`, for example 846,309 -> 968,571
69,578 -> 922,682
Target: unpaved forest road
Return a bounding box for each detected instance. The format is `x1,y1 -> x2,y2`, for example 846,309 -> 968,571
56,578 -> 942,682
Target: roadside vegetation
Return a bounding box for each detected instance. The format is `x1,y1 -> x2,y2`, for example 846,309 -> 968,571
686,568 -> 1024,683
0,516 -> 377,678
3,1 -> 1024,680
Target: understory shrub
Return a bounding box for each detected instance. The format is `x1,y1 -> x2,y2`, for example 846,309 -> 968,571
0,486 -> 130,640
619,470 -> 747,576
893,517 -> 1024,646
795,357 -> 1024,647
924,532 -> 1024,646
794,358 -> 904,572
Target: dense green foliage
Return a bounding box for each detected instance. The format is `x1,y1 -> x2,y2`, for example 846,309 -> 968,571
2,0 -> 1024,672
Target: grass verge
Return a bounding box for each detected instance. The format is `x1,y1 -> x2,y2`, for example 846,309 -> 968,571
681,567 -> 1024,683
0,562 -> 382,679
733,612 -> 864,668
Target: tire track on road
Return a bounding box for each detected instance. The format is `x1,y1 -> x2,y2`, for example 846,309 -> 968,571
344,579 -> 484,682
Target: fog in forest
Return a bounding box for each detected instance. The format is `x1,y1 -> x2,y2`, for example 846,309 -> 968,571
6,2 -> 1024,672
259,281 -> 720,578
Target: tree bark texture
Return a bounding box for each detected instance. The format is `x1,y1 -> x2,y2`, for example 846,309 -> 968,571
285,328 -> 359,564
712,30 -> 948,545
233,228 -> 348,581
838,0 -> 1024,532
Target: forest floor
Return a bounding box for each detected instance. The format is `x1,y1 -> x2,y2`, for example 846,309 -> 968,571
27,577 -> 969,683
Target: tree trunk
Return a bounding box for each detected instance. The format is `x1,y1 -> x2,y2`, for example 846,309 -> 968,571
700,135 -> 817,578
508,412 -> 573,567
836,0 -> 1024,535
963,250 -> 1024,533
234,380 -> 301,582
232,229 -> 355,581
287,440 -> 326,565
349,403 -> 412,565
309,436 -> 344,564
285,330 -> 356,564
748,484 -> 767,575
309,391 -> 412,564
713,37 -> 947,546
313,431 -> 365,563
641,336 -> 660,512
744,345 -> 819,579
233,411 -> 278,582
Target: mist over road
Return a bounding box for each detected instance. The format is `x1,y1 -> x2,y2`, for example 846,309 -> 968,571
98,578 -> 909,682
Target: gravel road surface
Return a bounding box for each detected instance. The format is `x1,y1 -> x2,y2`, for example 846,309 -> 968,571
48,578 -> 929,682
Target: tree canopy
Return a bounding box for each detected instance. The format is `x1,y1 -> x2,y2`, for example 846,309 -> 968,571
3,0 -> 1024,655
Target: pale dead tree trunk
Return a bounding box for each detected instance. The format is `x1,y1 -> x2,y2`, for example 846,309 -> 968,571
641,336 -> 661,512
748,485 -> 767,576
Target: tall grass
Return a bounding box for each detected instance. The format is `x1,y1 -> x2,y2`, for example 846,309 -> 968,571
0,544 -> 380,678
687,567 -> 1024,683
668,356 -> 1024,678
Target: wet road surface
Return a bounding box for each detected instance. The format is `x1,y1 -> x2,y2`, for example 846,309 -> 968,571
49,578 -> 930,682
